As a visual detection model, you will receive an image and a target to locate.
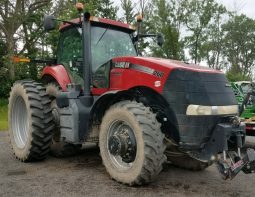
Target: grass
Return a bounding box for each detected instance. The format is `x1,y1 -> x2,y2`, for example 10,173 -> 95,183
0,98 -> 8,131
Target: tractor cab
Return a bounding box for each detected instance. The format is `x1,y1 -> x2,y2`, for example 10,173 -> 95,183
57,17 -> 137,88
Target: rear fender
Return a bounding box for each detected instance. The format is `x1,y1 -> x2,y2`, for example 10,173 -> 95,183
41,65 -> 71,91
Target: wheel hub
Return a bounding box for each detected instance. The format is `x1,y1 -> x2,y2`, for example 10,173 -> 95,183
108,134 -> 128,156
108,122 -> 136,163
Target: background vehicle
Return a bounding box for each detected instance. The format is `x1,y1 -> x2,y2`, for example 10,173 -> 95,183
232,81 -> 255,136
8,3 -> 255,185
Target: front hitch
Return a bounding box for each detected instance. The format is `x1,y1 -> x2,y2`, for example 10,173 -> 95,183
217,148 -> 255,180
186,119 -> 255,180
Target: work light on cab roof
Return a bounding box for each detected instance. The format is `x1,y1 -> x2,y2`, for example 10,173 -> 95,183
76,2 -> 84,12
136,14 -> 143,22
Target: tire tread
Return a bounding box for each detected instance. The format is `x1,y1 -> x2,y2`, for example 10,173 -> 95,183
9,80 -> 54,161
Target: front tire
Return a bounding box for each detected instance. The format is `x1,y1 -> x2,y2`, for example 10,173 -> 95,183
8,80 -> 54,161
99,101 -> 166,185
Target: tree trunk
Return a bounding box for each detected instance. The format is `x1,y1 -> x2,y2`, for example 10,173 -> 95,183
6,36 -> 15,80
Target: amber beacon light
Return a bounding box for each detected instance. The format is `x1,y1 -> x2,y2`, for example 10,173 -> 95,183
136,14 -> 143,22
76,2 -> 84,12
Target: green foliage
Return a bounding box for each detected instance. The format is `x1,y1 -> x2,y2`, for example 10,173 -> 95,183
0,77 -> 12,98
120,0 -> 135,24
0,99 -> 8,131
0,40 -> 12,98
200,4 -> 227,69
226,71 -> 251,82
96,0 -> 117,20
182,0 -> 224,63
148,0 -> 184,59
54,0 -> 117,20
222,14 -> 255,79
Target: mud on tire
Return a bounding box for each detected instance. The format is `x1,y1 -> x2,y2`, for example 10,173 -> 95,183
46,83 -> 82,157
8,80 -> 54,162
99,100 -> 166,185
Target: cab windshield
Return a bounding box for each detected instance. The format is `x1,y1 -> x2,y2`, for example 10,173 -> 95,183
91,26 -> 137,72
57,25 -> 136,88
57,26 -> 137,72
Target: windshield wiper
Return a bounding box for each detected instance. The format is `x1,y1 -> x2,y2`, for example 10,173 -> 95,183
96,26 -> 109,46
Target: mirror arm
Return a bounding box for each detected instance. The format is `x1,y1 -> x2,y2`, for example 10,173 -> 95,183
32,59 -> 57,65
133,34 -> 157,43
56,19 -> 81,27
138,33 -> 157,38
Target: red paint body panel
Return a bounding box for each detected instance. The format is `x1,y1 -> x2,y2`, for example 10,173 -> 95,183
41,65 -> 71,91
91,88 -> 109,95
108,56 -> 221,94
41,56 -> 223,96
112,56 -> 221,74
109,68 -> 167,93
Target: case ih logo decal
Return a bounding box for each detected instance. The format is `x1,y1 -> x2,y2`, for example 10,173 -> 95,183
114,62 -> 130,69
113,62 -> 164,78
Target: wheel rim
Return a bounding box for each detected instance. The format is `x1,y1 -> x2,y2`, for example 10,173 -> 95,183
107,120 -> 137,170
11,96 -> 29,149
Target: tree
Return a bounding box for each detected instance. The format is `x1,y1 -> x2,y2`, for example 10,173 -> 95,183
96,0 -> 117,20
0,0 -> 51,80
181,0 -> 220,63
200,4 -> 227,69
222,14 -> 255,80
120,0 -> 151,54
120,0 -> 135,24
148,0 -> 184,59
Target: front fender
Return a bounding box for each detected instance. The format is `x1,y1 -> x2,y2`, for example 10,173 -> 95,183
91,90 -> 122,122
41,65 -> 71,91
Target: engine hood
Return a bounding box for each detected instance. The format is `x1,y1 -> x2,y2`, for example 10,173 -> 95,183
112,56 -> 221,74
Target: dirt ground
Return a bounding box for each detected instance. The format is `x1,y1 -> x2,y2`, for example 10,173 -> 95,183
0,131 -> 255,197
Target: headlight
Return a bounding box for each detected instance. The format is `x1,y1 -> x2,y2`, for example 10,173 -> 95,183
186,105 -> 239,116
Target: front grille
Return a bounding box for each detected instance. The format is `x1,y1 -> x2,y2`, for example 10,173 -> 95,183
162,69 -> 237,149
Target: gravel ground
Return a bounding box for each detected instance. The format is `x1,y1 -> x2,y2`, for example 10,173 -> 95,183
0,131 -> 255,197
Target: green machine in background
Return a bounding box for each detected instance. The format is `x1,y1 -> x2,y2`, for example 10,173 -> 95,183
231,81 -> 255,136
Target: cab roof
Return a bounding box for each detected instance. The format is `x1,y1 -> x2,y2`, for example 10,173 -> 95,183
59,16 -> 136,32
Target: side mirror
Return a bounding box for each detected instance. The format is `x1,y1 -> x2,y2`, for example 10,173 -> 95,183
44,15 -> 57,31
157,33 -> 164,47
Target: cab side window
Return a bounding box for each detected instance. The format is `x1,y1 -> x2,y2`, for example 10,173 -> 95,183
57,28 -> 83,83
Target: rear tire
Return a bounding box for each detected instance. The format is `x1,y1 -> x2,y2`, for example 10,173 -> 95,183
8,80 -> 54,161
46,83 -> 82,157
99,101 -> 166,185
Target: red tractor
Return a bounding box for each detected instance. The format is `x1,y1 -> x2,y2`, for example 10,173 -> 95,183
8,4 -> 255,185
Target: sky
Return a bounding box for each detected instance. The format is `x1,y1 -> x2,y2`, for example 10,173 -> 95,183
216,0 -> 255,19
